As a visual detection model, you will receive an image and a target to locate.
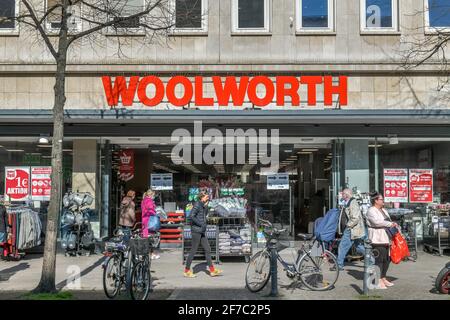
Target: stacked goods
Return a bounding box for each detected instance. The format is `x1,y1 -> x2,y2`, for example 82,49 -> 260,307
209,197 -> 247,218
160,211 -> 185,247
218,232 -> 231,254
219,228 -> 252,255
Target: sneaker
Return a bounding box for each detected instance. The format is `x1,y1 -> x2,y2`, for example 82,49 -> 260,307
210,268 -> 223,277
183,270 -> 196,278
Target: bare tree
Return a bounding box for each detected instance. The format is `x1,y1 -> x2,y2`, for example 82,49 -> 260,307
0,0 -> 181,293
400,3 -> 450,95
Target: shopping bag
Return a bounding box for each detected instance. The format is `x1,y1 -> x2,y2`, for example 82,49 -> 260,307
390,233 -> 410,264
147,215 -> 161,232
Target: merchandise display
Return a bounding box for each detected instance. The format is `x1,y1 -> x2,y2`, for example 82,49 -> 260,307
209,197 -> 247,218
160,211 -> 185,248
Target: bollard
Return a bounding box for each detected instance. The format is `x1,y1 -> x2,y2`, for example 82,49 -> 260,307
363,238 -> 373,295
269,239 -> 278,297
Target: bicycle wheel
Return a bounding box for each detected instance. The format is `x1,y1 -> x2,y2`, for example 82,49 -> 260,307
129,259 -> 152,300
245,250 -> 271,293
103,255 -> 122,299
297,250 -> 339,291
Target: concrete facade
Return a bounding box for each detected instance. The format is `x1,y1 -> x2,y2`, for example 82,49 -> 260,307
0,0 -> 448,111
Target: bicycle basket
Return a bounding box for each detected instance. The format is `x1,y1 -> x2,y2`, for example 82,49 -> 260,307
129,238 -> 150,256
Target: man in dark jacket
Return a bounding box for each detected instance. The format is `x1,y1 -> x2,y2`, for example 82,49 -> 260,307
184,191 -> 223,278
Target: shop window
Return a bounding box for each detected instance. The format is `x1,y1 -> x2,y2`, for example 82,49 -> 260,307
45,0 -> 82,33
232,0 -> 270,34
296,0 -> 334,33
425,0 -> 450,32
173,0 -> 207,33
360,0 -> 398,32
0,0 -> 18,33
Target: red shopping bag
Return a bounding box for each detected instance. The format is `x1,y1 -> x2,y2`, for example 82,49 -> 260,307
390,233 -> 410,264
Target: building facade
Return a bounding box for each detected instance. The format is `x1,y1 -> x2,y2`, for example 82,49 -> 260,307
0,0 -> 449,241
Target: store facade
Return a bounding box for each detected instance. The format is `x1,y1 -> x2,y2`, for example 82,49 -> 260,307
0,0 -> 449,250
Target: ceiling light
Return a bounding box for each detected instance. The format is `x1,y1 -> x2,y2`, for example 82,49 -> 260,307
368,145 -> 383,148
284,150 -> 293,153
6,149 -> 25,152
301,149 -> 318,152
160,143 -> 168,145
151,150 -> 160,153
37,144 -> 52,148
298,152 -> 312,155
63,149 -> 72,152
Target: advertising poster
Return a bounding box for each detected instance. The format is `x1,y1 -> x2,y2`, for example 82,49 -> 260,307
409,169 -> 433,203
267,174 -> 289,190
383,169 -> 408,203
118,149 -> 135,182
4,167 -> 30,202
31,167 -> 52,201
151,173 -> 173,190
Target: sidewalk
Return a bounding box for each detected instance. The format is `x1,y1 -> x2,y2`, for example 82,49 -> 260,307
1,248 -> 449,300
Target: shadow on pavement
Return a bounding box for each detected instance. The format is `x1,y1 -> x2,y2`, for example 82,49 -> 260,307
350,284 -> 363,295
55,256 -> 105,290
0,263 -> 30,281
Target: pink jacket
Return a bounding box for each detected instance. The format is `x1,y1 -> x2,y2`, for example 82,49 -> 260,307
141,197 -> 156,237
367,207 -> 394,245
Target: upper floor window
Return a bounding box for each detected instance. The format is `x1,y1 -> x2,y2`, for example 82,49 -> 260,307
360,0 -> 398,32
425,0 -> 450,31
111,0 -> 144,30
232,0 -> 270,34
173,0 -> 208,33
0,0 -> 18,33
45,0 -> 82,33
296,0 -> 334,32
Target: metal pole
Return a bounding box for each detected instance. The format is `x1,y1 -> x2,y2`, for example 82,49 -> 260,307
289,185 -> 292,237
269,239 -> 278,297
374,137 -> 379,191
363,238 -> 373,295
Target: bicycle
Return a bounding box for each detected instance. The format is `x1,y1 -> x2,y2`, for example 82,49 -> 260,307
245,219 -> 339,292
102,223 -> 152,300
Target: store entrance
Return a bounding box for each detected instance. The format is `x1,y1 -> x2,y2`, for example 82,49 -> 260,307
103,138 -> 334,240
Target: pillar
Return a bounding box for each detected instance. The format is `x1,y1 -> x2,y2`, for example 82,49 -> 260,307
344,139 -> 370,193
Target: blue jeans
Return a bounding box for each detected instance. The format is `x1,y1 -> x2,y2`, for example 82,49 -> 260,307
337,228 -> 366,268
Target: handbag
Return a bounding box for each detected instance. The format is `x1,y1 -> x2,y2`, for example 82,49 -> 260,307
390,233 -> 410,264
378,209 -> 398,238
147,215 -> 161,232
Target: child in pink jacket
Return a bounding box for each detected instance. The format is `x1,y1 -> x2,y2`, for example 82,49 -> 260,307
141,189 -> 160,259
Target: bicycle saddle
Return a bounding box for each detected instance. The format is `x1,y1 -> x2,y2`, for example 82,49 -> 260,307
297,233 -> 313,240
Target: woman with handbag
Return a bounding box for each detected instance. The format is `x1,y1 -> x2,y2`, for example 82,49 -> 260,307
141,189 -> 160,260
367,191 -> 399,289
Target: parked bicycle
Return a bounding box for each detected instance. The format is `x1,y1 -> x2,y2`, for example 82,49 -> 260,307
102,223 -> 152,300
245,219 -> 339,292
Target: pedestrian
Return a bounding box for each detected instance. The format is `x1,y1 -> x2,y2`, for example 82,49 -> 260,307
367,191 -> 399,289
0,199 -> 7,244
184,191 -> 223,278
142,189 -> 160,260
119,190 -> 136,242
334,188 -> 366,271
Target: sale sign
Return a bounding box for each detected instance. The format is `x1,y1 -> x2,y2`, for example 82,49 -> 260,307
118,149 -> 134,182
383,169 -> 408,203
4,167 -> 30,202
409,169 -> 433,203
31,167 -> 52,201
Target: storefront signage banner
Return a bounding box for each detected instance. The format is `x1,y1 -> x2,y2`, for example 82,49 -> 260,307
31,167 -> 52,201
151,173 -> 173,191
119,150 -> 134,182
383,169 -> 408,203
102,75 -> 348,108
409,169 -> 433,203
4,167 -> 30,202
267,174 -> 289,190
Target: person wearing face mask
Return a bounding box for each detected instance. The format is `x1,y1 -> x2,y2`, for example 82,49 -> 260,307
367,191 -> 399,289
184,191 -> 223,278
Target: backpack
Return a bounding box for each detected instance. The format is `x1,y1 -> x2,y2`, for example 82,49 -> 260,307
314,208 -> 340,242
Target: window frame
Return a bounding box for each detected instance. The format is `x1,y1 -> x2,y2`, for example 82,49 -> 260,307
424,0 -> 450,34
44,0 -> 83,35
170,0 -> 208,35
0,0 -> 20,35
360,0 -> 399,33
296,0 -> 335,34
231,0 -> 271,35
106,0 -> 147,36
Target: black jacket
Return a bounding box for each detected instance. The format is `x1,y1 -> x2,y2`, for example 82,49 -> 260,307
190,201 -> 208,234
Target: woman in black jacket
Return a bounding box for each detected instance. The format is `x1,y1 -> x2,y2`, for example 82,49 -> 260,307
184,191 -> 223,278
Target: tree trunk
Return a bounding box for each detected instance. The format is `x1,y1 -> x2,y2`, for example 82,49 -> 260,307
33,3 -> 69,294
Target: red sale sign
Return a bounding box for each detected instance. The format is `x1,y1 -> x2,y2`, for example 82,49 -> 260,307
409,169 -> 433,203
4,167 -> 30,201
384,169 -> 408,203
118,150 -> 134,182
31,167 -> 52,201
